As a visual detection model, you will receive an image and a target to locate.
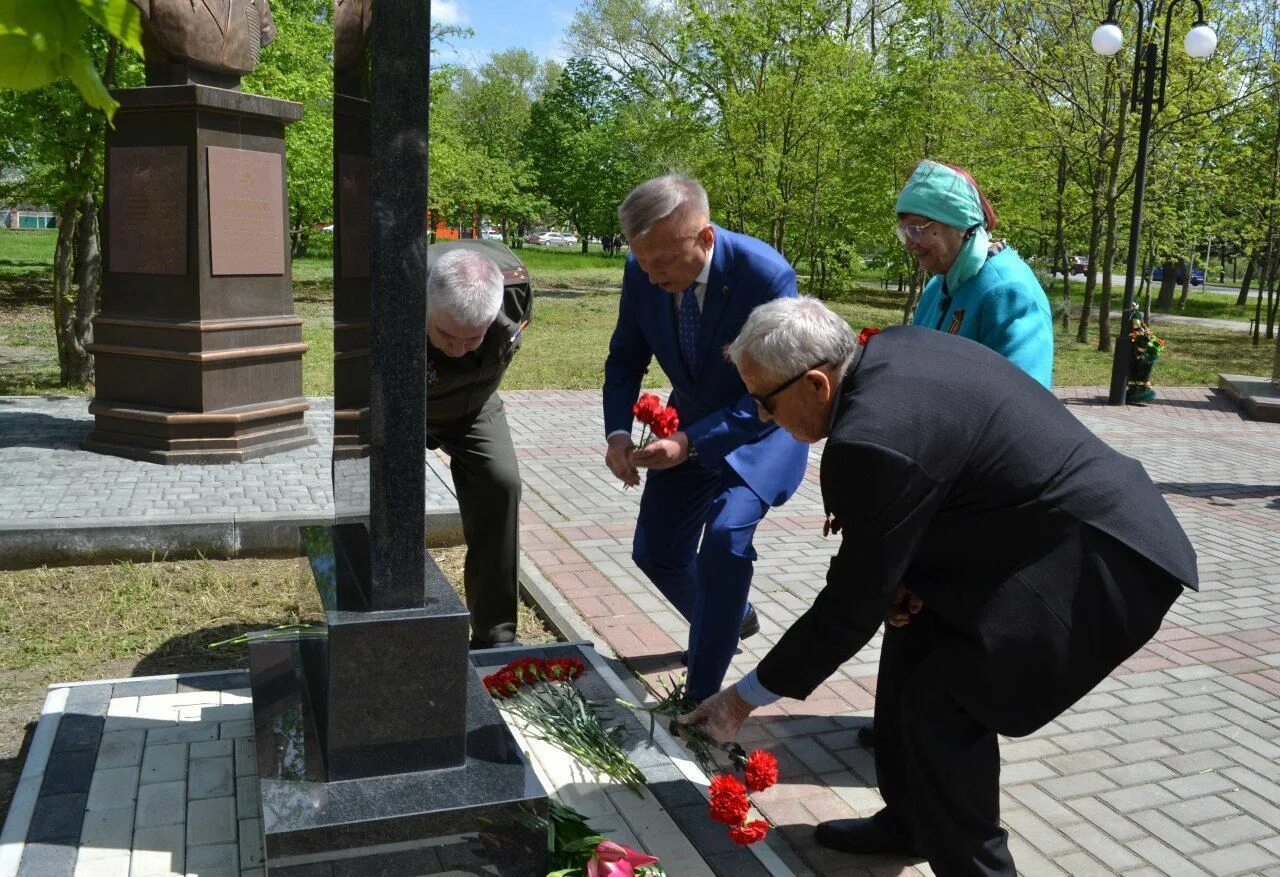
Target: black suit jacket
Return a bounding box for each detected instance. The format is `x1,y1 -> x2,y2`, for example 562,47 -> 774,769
756,326 -> 1197,735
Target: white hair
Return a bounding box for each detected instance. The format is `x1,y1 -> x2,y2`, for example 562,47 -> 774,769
728,297 -> 859,382
618,174 -> 710,241
427,248 -> 503,326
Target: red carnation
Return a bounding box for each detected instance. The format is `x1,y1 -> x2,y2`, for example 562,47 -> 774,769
651,406 -> 680,439
743,750 -> 779,793
503,657 -> 543,684
728,819 -> 770,845
708,774 -> 751,826
542,657 -> 585,681
483,669 -> 522,699
632,393 -> 663,425
858,326 -> 881,345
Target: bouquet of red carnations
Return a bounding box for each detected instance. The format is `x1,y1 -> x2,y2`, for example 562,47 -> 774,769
484,656 -> 647,793
631,393 -> 679,447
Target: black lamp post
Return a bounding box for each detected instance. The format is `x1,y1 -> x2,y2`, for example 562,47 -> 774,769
1092,1 -> 1217,405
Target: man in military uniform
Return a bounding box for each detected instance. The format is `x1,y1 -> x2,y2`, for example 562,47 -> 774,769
427,247 -> 529,648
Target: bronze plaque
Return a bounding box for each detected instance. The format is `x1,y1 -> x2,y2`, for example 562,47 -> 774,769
207,146 -> 285,276
338,153 -> 371,278
108,146 -> 188,275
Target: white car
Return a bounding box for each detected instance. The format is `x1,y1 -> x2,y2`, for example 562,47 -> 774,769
539,231 -> 578,247
481,229 -> 503,241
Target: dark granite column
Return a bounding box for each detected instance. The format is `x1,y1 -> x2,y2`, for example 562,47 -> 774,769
367,1 -> 430,610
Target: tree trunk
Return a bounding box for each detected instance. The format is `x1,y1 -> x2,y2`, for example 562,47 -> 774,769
52,197 -> 94,385
1054,148 -> 1071,333
902,268 -> 921,325
1078,75 -> 1114,345
74,189 -> 100,382
1237,252 -> 1257,306
1155,260 -> 1178,311
1096,82 -> 1129,354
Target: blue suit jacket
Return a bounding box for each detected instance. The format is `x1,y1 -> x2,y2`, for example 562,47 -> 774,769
603,226 -> 808,506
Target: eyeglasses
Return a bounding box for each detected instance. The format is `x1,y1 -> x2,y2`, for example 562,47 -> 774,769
750,362 -> 828,414
895,220 -> 936,246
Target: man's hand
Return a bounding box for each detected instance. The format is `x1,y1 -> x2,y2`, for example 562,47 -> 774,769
888,585 -> 923,627
677,686 -> 755,744
605,434 -> 639,487
631,431 -> 690,471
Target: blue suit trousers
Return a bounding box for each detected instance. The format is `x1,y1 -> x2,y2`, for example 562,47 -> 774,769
632,459 -> 768,700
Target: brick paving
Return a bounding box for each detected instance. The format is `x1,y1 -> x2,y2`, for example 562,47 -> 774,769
2,386 -> 1279,875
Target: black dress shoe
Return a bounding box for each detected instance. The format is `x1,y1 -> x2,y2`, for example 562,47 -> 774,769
680,606 -> 762,665
814,811 -> 915,856
857,723 -> 876,749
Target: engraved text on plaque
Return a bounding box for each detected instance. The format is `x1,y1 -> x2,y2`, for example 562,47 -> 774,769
207,146 -> 286,276
108,146 -> 188,275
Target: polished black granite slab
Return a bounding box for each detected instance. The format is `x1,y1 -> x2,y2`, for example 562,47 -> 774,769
251,526 -> 470,781
256,669 -> 546,875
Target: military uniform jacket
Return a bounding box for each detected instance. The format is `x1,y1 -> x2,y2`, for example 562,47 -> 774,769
756,326 -> 1198,734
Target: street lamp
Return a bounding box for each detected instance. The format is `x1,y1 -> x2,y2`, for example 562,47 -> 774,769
1091,0 -> 1216,405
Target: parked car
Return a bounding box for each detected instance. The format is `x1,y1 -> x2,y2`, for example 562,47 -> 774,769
1147,265 -> 1205,286
524,231 -> 547,245
1052,255 -> 1091,276
538,231 -> 579,247
481,228 -> 503,241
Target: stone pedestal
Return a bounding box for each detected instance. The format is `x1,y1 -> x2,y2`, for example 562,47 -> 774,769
85,85 -> 314,464
247,526 -> 548,875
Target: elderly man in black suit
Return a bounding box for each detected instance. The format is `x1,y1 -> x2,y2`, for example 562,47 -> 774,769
680,297 -> 1197,876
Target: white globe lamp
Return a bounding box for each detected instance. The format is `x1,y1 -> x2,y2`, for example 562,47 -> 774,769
1183,22 -> 1217,58
1091,21 -> 1124,56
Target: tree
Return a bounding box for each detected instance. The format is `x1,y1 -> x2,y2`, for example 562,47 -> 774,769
0,0 -> 142,118
525,59 -> 637,251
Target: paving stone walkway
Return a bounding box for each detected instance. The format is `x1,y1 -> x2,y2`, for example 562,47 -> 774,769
2,387 -> 1279,875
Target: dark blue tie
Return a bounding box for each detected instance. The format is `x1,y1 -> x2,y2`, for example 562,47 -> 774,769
678,281 -> 701,376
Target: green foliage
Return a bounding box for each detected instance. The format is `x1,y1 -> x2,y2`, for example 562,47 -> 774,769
0,0 -> 142,118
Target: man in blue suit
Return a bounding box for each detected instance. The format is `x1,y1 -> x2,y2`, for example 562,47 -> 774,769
602,174 -> 809,702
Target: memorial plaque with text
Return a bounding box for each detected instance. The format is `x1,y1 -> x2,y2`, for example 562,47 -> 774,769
108,146 -> 188,275
338,154 -> 371,279
208,146 -> 286,276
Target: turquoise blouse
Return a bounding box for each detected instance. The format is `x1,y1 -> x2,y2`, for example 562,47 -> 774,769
912,247 -> 1054,389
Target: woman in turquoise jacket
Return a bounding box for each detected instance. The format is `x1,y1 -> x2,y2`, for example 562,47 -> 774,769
896,160 -> 1054,388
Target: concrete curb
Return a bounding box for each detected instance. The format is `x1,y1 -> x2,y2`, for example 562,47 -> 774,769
0,687 -> 68,877
0,509 -> 463,569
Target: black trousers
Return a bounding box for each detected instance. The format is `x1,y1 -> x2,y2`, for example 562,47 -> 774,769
874,523 -> 1183,876
430,394 -> 521,644
875,617 -> 1014,876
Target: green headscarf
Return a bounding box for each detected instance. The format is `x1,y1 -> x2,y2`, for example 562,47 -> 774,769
895,160 -> 991,292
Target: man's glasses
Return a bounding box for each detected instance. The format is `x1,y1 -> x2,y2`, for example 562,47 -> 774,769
895,219 -> 936,246
750,362 -> 828,414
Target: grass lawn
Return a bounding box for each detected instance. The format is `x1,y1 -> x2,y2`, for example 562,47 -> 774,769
2,228 -> 1275,395
0,547 -> 555,820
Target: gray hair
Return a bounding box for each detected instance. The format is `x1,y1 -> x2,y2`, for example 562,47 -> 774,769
728,297 -> 859,383
427,248 -> 503,326
618,174 -> 710,241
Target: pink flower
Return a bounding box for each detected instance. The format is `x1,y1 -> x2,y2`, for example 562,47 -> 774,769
587,840 -> 660,877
